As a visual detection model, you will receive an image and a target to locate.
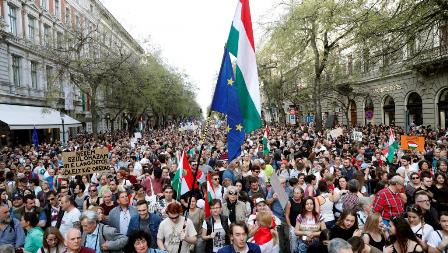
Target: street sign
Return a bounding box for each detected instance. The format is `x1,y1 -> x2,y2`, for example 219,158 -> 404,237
365,110 -> 374,120
306,115 -> 315,123
289,115 -> 296,125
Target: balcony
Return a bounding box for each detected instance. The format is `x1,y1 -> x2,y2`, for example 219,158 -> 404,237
412,45 -> 448,75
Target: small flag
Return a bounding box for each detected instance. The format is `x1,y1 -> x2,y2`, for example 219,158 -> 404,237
263,125 -> 270,155
205,173 -> 215,218
32,127 -> 39,147
382,128 -> 398,163
172,151 -> 194,198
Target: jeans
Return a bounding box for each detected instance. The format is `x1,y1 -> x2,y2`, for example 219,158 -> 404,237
289,227 -> 297,253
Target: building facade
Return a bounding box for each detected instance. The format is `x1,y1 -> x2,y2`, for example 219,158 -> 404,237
322,25 -> 448,130
0,0 -> 144,145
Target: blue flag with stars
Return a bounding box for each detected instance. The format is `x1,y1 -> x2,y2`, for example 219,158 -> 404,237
32,126 -> 39,147
211,48 -> 245,162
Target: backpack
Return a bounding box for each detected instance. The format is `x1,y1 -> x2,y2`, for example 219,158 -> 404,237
342,193 -> 359,211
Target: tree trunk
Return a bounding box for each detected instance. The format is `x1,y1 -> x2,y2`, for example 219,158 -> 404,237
90,86 -> 98,139
313,76 -> 323,131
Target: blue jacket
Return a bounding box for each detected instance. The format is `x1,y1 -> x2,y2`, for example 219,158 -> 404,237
107,206 -> 138,235
217,243 -> 261,253
0,217 -> 25,248
127,212 -> 161,248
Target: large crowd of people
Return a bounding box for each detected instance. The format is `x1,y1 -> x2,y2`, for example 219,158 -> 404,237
0,121 -> 448,253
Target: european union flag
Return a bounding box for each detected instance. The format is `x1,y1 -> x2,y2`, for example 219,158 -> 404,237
211,48 -> 245,162
32,126 -> 39,147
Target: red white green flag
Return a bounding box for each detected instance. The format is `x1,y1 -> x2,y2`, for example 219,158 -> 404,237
205,172 -> 215,218
172,150 -> 194,198
226,0 -> 262,133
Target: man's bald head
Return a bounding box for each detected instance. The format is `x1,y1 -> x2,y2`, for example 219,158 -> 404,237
65,228 -> 82,252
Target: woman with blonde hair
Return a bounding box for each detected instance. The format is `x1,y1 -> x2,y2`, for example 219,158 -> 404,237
251,211 -> 279,253
362,213 -> 387,251
36,227 -> 66,253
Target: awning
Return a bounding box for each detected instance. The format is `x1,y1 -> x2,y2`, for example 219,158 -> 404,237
0,104 -> 82,130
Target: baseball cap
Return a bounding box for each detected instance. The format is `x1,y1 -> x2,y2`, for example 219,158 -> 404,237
255,198 -> 266,205
12,193 -> 23,200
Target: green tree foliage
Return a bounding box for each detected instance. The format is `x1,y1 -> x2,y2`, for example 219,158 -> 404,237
44,24 -> 200,136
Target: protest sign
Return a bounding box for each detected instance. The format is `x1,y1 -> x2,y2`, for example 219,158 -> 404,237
352,131 -> 363,141
400,135 -> 425,152
270,173 -> 288,209
62,148 -> 109,176
330,128 -> 343,139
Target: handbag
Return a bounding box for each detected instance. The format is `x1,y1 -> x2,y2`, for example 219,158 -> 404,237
147,177 -> 158,213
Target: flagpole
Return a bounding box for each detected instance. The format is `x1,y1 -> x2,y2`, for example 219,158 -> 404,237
177,114 -> 211,253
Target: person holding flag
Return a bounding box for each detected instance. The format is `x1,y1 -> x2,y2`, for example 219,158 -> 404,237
201,199 -> 230,253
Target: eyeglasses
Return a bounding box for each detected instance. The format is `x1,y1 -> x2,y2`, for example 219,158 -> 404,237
412,177 -> 420,180
253,171 -> 260,173
90,189 -> 97,192
228,191 -> 237,195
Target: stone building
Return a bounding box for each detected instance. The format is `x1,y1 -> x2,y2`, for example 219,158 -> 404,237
0,0 -> 144,145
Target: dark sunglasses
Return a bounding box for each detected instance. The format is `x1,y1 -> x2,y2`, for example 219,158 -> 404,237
90,189 -> 97,192
412,177 -> 420,179
253,170 -> 260,173
228,191 -> 237,196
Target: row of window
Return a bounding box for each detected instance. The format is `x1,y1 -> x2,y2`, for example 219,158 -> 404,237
11,55 -> 55,91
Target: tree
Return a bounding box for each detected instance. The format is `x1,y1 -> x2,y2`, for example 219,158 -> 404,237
260,0 -> 382,130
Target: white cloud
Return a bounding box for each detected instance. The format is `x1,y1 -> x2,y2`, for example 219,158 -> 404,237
100,0 -> 282,117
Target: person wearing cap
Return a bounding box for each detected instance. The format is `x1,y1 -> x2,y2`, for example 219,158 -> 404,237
14,194 -> 47,228
372,175 -> 405,227
11,193 -> 24,213
247,197 -> 280,237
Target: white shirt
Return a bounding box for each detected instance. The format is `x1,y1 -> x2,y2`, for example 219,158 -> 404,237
59,207 -> 81,236
428,230 -> 448,251
411,223 -> 434,242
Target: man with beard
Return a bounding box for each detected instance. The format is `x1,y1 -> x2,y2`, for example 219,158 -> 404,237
0,205 -> 25,249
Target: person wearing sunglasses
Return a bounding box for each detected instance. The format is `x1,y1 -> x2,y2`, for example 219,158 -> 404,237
156,202 -> 197,253
406,172 -> 421,205
43,191 -> 64,229
209,172 -> 224,201
222,186 -> 248,223
83,185 -> 102,211
407,204 -> 433,252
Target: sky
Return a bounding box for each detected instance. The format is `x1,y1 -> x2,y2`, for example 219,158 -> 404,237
99,0 -> 283,116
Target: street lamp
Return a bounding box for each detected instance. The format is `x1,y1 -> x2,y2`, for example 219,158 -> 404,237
60,112 -> 66,145
106,113 -> 110,131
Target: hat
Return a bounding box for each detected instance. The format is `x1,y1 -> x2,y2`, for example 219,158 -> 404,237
255,198 -> 266,205
12,193 -> 23,200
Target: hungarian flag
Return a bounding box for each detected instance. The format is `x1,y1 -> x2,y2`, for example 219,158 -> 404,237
227,0 -> 262,133
382,128 -> 398,163
263,125 -> 269,155
172,151 -> 194,198
205,173 -> 215,218
251,227 -> 277,253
